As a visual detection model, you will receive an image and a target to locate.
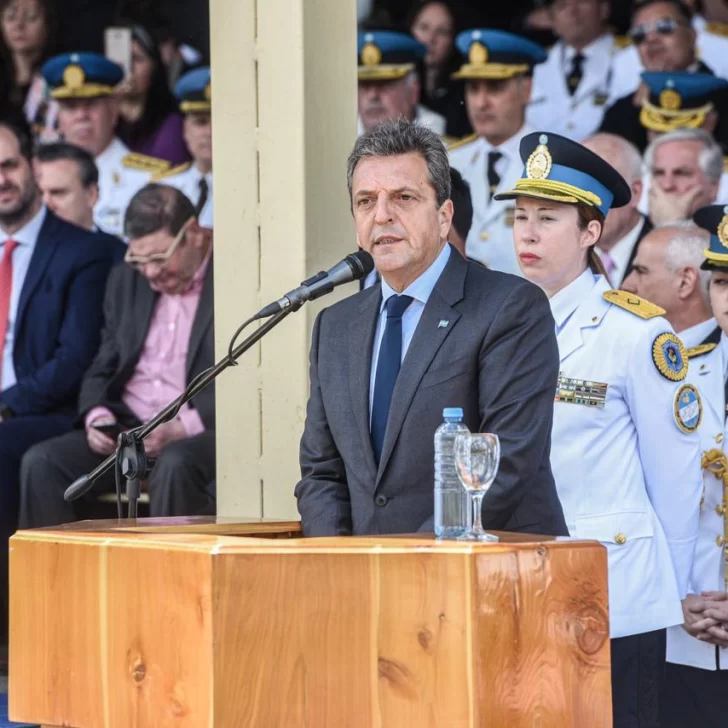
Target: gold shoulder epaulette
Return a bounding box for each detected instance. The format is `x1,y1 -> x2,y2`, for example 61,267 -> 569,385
687,343 -> 718,359
603,290 -> 666,319
707,21 -> 728,38
122,153 -> 170,173
613,34 -> 632,49
446,133 -> 477,152
151,162 -> 191,182
723,156 -> 728,174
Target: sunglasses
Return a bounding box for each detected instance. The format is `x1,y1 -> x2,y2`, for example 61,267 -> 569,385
628,17 -> 684,45
124,217 -> 194,270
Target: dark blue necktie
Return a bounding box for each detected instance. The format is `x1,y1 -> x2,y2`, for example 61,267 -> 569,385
371,294 -> 413,464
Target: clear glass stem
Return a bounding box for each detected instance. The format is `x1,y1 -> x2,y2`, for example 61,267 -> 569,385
471,492 -> 486,537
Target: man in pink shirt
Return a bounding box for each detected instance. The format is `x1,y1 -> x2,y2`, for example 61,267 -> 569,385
18,184 -> 215,525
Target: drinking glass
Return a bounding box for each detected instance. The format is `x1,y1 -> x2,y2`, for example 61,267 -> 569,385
454,433 -> 500,541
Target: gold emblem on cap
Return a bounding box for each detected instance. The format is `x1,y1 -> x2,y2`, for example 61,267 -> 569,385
526,138 -> 552,180
204,82 -> 211,101
659,88 -> 682,112
717,211 -> 728,249
63,64 -> 85,90
361,42 -> 382,67
469,42 -> 489,66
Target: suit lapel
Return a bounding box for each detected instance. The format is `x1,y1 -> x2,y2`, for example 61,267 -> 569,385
376,251 -> 466,483
349,285 -> 381,478
186,254 -> 214,377
16,212 -> 61,329
557,280 -> 608,364
128,271 -> 158,363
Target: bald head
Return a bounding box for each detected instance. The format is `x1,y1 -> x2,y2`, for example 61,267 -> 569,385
582,133 -> 644,252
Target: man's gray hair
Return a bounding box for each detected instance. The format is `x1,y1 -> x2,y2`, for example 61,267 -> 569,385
644,128 -> 723,183
347,119 -> 451,207
659,220 -> 711,300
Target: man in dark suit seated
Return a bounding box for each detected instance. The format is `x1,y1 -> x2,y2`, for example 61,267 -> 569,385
0,114 -> 123,634
295,119 -> 567,537
19,184 -> 216,527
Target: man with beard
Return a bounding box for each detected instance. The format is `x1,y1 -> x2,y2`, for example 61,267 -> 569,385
0,114 -> 122,639
41,52 -> 169,237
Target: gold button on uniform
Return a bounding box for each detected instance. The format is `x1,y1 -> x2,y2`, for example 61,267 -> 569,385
615,533 -> 627,545
717,433 -> 724,444
717,536 -> 725,547
717,504 -> 726,516
480,232 -> 489,241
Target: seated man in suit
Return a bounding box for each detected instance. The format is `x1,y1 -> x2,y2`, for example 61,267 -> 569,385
19,184 -> 216,527
295,119 -> 567,538
0,114 -> 123,632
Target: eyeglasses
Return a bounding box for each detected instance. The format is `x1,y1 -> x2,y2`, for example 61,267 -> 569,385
124,217 -> 193,270
628,17 -> 683,45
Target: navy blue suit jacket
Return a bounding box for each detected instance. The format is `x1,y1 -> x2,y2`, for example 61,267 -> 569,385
0,210 -> 124,416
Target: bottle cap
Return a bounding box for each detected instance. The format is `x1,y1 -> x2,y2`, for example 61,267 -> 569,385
443,407 -> 463,419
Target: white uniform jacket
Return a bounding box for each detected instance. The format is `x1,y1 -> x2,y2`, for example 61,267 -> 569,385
448,125 -> 532,276
667,335 -> 728,669
550,272 -> 702,638
527,35 -> 617,141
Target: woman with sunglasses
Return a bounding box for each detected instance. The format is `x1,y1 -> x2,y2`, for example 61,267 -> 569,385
495,131 -> 702,727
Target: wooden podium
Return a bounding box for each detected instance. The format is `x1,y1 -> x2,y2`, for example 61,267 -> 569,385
9,518 -> 611,727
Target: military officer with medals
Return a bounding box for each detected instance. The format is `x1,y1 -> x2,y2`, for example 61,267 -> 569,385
152,67 -> 213,229
40,53 -> 169,237
495,131 -> 702,727
447,30 -> 545,275
657,203 -> 728,728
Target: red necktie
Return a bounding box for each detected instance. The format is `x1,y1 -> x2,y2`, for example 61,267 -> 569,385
0,239 -> 19,386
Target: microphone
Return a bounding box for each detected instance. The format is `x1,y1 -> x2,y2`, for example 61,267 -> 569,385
254,250 -> 374,320
65,474 -> 89,502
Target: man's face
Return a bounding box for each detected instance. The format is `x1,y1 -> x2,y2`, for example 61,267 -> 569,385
465,77 -> 530,145
358,78 -> 418,132
621,230 -> 680,313
183,113 -> 212,167
549,0 -> 608,48
710,270 -> 728,335
36,159 -> 97,230
126,221 -> 206,295
0,126 -> 39,228
631,2 -> 695,71
651,139 -> 719,213
352,152 -> 453,291
57,97 -> 118,157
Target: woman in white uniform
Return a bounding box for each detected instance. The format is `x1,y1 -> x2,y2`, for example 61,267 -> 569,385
495,131 -> 703,728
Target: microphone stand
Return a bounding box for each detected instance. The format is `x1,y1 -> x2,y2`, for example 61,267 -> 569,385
64,307 -> 293,512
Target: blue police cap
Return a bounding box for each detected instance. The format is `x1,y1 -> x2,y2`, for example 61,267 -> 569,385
451,29 -> 547,81
175,66 -> 211,113
494,132 -> 631,217
693,204 -> 728,270
640,71 -> 728,132
41,52 -> 124,100
357,31 -> 426,82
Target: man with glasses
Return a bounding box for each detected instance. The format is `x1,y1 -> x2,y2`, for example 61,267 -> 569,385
526,0 -> 617,141
602,0 -> 728,150
18,184 -> 217,528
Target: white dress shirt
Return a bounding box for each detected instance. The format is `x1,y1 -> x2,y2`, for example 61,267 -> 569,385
595,217 -> 644,286
0,205 -> 47,390
369,244 -> 451,418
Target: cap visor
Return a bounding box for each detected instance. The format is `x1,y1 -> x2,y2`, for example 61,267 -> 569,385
639,103 -> 710,132
451,63 -> 529,81
51,84 -> 117,99
358,64 -> 414,82
494,187 -> 581,206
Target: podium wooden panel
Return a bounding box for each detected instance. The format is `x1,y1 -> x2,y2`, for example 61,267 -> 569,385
9,518 -> 611,727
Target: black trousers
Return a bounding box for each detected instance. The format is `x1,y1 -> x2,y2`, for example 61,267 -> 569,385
17,428 -> 216,528
660,660 -> 728,728
610,629 -> 665,728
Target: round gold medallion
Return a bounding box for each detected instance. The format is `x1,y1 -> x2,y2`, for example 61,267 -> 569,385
526,144 -> 552,180
63,64 -> 85,90
718,213 -> 728,249
659,88 -> 682,112
469,42 -> 488,66
361,43 -> 382,67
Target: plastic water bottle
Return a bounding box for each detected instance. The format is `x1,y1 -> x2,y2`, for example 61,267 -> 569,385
434,407 -> 470,539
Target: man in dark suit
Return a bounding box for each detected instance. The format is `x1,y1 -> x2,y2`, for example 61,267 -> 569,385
295,119 -> 567,538
19,184 -> 216,527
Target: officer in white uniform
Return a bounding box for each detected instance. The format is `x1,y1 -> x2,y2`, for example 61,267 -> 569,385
495,131 -> 702,727
658,204 -> 728,728
448,29 -> 545,275
153,67 -> 213,228
356,31 -> 445,138
41,52 -> 169,237
526,0 -> 617,140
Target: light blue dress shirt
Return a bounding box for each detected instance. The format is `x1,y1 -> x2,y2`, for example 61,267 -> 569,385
369,243 -> 451,418
0,205 -> 46,391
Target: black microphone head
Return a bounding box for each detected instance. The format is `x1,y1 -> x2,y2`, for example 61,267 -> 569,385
346,250 -> 374,279
64,474 -> 90,502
